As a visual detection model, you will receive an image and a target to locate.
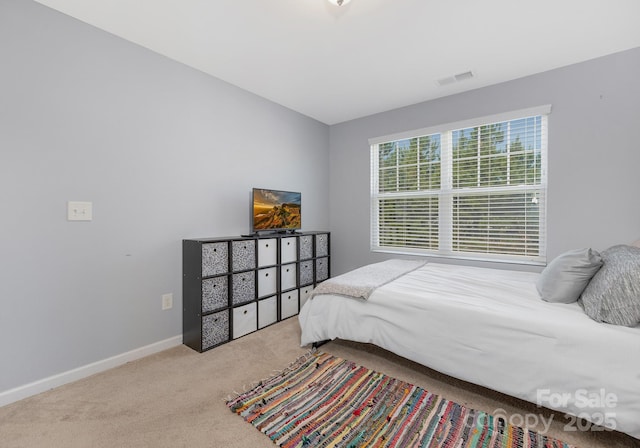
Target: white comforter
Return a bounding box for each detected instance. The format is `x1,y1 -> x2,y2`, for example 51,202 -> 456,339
299,263 -> 640,440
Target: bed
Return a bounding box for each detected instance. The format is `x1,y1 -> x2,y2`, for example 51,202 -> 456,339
298,254 -> 640,440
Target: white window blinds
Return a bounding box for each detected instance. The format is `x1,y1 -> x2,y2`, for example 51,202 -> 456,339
370,106 -> 549,264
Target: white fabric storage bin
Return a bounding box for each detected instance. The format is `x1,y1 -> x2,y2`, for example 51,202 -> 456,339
233,302 -> 257,339
280,237 -> 297,264
257,238 -> 277,267
257,267 -> 277,298
299,285 -> 313,310
258,296 -> 277,329
280,289 -> 299,319
280,263 -> 297,290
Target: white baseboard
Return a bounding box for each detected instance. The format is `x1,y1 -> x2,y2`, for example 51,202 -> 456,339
0,335 -> 182,408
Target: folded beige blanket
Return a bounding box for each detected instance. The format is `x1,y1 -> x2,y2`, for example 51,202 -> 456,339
310,259 -> 427,300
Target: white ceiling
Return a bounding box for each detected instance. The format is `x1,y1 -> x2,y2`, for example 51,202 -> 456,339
34,0 -> 640,125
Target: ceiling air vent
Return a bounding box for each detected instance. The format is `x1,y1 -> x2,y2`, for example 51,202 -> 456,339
437,70 -> 474,87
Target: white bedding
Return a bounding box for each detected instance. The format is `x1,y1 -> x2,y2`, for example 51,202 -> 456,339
299,263 -> 640,440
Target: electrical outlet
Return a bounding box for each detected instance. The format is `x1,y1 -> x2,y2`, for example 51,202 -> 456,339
162,293 -> 173,310
67,201 -> 93,221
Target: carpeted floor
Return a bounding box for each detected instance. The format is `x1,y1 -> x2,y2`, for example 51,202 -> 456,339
0,318 -> 637,448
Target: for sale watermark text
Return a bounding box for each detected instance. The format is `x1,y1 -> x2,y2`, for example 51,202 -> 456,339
489,388 -> 618,435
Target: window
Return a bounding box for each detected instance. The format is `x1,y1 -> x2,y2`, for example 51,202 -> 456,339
370,106 -> 549,265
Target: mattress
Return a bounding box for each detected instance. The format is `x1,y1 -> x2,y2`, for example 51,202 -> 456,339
299,262 -> 640,440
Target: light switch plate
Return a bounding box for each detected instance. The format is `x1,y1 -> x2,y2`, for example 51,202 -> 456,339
67,201 -> 93,221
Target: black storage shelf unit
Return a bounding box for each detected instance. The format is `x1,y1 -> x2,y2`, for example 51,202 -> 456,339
182,231 -> 330,352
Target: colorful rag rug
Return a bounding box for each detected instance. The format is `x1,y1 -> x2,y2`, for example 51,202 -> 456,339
226,352 -> 576,448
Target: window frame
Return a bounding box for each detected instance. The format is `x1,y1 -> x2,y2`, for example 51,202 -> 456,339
369,105 -> 550,265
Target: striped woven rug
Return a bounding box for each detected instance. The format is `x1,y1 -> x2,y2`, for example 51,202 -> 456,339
227,352 -> 575,448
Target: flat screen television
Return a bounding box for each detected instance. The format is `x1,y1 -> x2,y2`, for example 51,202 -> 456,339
251,188 -> 301,234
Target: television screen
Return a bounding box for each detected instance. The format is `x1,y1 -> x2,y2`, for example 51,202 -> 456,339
252,188 -> 301,233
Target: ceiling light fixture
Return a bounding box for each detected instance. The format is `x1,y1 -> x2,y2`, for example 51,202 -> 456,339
327,0 -> 352,6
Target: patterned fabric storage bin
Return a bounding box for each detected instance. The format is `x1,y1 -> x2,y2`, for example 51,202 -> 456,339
299,260 -> 314,286
316,234 -> 329,257
202,310 -> 229,350
299,235 -> 313,260
232,240 -> 256,272
202,276 -> 228,313
316,257 -> 329,282
202,242 -> 228,277
232,271 -> 256,305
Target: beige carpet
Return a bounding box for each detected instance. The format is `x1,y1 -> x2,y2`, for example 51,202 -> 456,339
0,318 -> 637,448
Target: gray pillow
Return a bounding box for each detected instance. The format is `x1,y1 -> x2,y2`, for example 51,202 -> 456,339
579,245 -> 640,326
536,248 -> 603,303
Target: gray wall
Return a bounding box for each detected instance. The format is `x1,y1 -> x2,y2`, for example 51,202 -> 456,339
329,47 -> 640,276
0,1 -> 329,392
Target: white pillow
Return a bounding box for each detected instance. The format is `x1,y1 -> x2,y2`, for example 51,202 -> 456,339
536,248 -> 603,304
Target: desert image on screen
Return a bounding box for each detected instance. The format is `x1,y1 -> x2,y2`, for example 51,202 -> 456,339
253,189 -> 301,230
